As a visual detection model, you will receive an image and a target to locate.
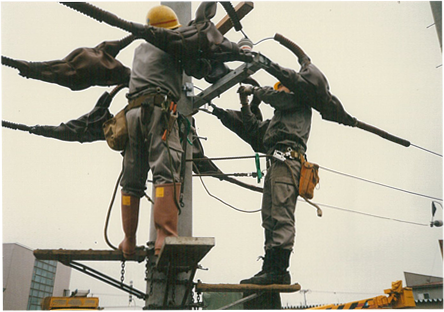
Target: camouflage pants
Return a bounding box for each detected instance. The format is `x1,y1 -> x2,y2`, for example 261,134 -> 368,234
261,158 -> 301,251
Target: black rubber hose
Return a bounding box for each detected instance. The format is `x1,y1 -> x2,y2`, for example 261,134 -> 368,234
219,2 -> 242,32
60,2 -> 146,36
274,33 -> 310,65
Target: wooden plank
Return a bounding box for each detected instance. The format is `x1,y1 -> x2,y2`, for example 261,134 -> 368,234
33,248 -> 148,262
195,282 -> 301,293
216,2 -> 254,35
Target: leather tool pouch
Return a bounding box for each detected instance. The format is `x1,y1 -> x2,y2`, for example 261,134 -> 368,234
299,156 -> 320,199
103,106 -> 128,151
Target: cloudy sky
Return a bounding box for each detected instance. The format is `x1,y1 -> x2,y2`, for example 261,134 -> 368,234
2,1 -> 442,309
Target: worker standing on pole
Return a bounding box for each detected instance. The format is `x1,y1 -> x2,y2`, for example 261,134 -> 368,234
118,5 -> 184,258
237,78 -> 312,285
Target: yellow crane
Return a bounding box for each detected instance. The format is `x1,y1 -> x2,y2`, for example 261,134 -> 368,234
309,281 -> 415,309
41,296 -> 99,310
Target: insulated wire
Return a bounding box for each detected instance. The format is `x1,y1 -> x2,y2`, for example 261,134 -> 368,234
196,171 -> 430,226
193,156 -> 439,224
190,155 -> 442,202
193,162 -> 261,213
253,37 -> 274,46
411,143 -> 443,157
320,165 -> 442,201
299,199 -> 429,227
104,169 -> 123,250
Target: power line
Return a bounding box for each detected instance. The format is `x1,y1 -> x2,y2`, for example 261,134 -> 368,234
193,163 -> 261,213
195,170 -> 431,226
320,166 -> 442,201
190,154 -> 442,202
411,143 -> 443,157
300,200 -> 429,227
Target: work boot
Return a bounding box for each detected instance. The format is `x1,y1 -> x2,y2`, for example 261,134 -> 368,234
118,192 -> 140,259
240,248 -> 291,285
240,249 -> 273,284
153,183 -> 181,255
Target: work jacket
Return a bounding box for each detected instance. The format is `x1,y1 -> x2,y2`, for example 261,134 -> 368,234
265,61 -> 356,127
241,86 -> 312,155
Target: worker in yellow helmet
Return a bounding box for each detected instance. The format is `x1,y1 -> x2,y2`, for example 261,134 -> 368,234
237,79 -> 313,285
146,5 -> 181,30
118,5 -> 183,259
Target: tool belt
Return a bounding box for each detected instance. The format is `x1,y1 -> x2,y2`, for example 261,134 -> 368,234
272,146 -> 322,217
103,91 -> 176,151
128,93 -> 167,110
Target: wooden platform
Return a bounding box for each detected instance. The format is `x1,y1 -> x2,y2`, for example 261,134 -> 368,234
33,248 -> 148,263
195,282 -> 301,293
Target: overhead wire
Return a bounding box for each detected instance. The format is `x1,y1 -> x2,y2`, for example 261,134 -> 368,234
192,153 -> 439,224
410,143 -> 443,157
193,162 -> 261,213
320,165 -> 442,201
299,199 -> 430,227
189,154 -> 442,202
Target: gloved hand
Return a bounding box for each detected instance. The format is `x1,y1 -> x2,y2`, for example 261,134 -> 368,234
237,85 -> 255,95
209,103 -> 226,119
237,86 -> 252,105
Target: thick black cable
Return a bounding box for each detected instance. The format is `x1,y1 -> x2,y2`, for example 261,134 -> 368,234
320,166 -> 443,201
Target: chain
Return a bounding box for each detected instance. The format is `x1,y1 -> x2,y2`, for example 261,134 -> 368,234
190,287 -> 195,304
120,261 -> 125,284
171,278 -> 176,306
144,258 -> 151,299
197,291 -> 201,306
149,265 -> 154,297
145,258 -> 149,281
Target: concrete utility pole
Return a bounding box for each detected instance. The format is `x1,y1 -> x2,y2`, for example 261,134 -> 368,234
146,2 -> 195,309
149,1 -> 193,243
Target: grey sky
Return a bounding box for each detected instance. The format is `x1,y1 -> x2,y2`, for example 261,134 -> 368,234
2,1 -> 442,308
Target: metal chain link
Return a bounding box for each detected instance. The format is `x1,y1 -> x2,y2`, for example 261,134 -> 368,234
120,261 -> 125,284
190,286 -> 195,305
149,261 -> 154,297
197,291 -> 201,306
171,279 -> 176,306
144,258 -> 150,299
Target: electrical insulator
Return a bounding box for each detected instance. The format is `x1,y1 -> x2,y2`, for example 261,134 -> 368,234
238,37 -> 253,51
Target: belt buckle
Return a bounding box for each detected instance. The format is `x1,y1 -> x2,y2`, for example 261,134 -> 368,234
273,150 -> 286,162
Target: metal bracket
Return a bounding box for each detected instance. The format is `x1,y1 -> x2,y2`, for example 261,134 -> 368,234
191,52 -> 272,110
62,260 -> 147,300
184,82 -> 195,97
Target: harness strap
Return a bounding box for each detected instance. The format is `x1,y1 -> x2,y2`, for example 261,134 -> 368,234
128,93 -> 167,110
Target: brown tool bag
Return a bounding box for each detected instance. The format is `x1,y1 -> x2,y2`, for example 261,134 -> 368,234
102,106 -> 128,151
299,156 -> 320,200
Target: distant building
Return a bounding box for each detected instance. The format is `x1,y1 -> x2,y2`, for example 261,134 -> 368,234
404,271 -> 443,309
3,243 -> 71,310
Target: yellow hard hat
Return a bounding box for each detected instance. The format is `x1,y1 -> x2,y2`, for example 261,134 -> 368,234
274,81 -> 282,90
146,5 -> 181,29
